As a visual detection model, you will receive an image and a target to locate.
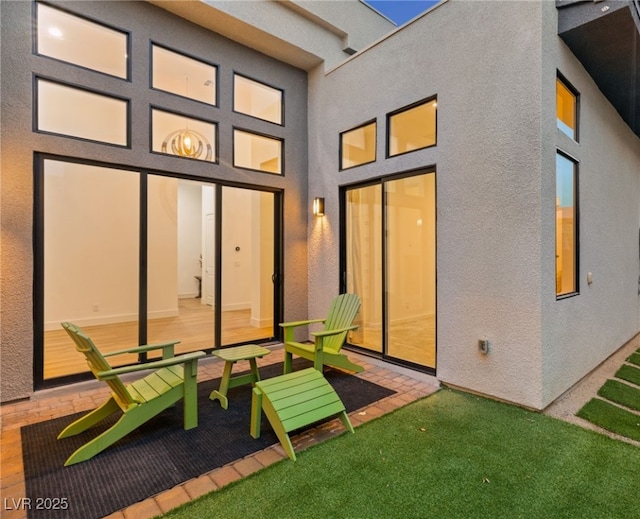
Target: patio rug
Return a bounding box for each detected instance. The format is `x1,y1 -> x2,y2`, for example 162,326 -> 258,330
21,360 -> 395,519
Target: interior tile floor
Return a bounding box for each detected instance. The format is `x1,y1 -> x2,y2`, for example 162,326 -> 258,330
0,347 -> 440,519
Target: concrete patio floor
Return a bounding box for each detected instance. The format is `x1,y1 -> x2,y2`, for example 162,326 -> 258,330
0,347 -> 439,519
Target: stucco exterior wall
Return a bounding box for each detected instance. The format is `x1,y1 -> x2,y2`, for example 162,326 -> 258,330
307,0 -> 546,408
540,3 -> 640,407
0,0 -> 309,402
150,0 -> 395,71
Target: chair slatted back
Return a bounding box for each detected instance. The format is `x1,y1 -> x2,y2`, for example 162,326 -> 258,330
322,293 -> 361,352
61,322 -> 135,410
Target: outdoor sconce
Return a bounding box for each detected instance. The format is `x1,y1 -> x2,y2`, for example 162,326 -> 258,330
313,197 -> 325,216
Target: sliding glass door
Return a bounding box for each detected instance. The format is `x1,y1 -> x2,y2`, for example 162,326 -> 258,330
343,171 -> 436,370
38,158 -> 279,383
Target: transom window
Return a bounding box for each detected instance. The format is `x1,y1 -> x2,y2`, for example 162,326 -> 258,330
36,78 -> 128,146
233,129 -> 283,174
152,44 -> 217,106
556,151 -> 578,297
340,121 -> 376,170
151,108 -> 217,162
233,74 -> 283,125
387,97 -> 437,157
36,2 -> 128,79
556,75 -> 578,140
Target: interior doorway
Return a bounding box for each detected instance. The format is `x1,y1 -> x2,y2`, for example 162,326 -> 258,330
342,170 -> 436,371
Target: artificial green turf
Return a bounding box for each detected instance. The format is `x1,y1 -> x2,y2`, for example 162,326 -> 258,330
627,352 -> 640,367
615,364 -> 640,387
161,389 -> 640,519
577,398 -> 640,443
597,379 -> 640,411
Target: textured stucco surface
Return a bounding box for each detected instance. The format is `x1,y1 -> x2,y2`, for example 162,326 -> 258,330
539,2 -> 640,407
307,0 -> 640,409
0,0 -> 309,402
307,0 -> 546,408
150,0 -> 394,71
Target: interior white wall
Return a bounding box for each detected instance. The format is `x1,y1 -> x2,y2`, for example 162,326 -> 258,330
147,176 -> 180,318
43,161 -> 140,330
43,163 -> 180,331
221,187 -> 253,311
178,182 -> 203,298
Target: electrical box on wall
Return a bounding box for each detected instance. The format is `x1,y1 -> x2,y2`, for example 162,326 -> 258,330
478,339 -> 490,355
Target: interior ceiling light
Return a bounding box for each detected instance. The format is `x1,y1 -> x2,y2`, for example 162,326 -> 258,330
162,76 -> 212,160
47,26 -> 64,39
162,128 -> 212,160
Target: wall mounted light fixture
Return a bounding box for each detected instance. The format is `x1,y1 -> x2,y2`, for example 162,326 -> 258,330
313,197 -> 325,216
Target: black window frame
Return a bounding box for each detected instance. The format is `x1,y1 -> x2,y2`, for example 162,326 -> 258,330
33,1 -> 132,81
150,41 -> 220,109
386,95 -> 437,159
339,119 -> 377,171
232,127 -> 285,175
556,71 -> 580,142
232,71 -> 285,126
149,105 -> 220,164
34,74 -> 131,148
555,149 -> 580,300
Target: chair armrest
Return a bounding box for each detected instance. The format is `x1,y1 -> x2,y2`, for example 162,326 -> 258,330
102,340 -> 181,359
311,325 -> 359,338
97,351 -> 206,379
279,318 -> 325,329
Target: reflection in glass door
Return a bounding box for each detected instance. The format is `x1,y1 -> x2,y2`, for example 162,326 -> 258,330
343,172 -> 436,370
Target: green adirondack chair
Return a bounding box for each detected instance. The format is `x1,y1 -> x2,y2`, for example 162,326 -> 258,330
280,293 -> 364,374
57,322 -> 206,466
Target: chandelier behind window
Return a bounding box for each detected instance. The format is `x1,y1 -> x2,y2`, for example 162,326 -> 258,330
162,76 -> 212,161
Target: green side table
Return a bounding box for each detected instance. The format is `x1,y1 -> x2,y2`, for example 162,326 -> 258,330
209,344 -> 271,409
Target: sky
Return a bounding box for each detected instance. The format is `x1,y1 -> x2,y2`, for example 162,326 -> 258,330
364,0 -> 439,25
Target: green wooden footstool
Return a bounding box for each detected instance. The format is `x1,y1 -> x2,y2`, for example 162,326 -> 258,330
209,344 -> 271,409
250,367 -> 354,460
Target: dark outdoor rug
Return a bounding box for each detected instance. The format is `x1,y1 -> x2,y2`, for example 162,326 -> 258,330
21,359 -> 394,519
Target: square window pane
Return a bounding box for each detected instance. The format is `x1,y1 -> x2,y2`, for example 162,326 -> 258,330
234,74 -> 282,125
152,109 -> 216,162
37,3 -> 128,79
557,78 -> 577,140
37,79 -> 128,146
388,99 -> 437,157
556,153 -> 578,296
341,122 -> 376,170
233,129 -> 282,174
152,45 -> 217,106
